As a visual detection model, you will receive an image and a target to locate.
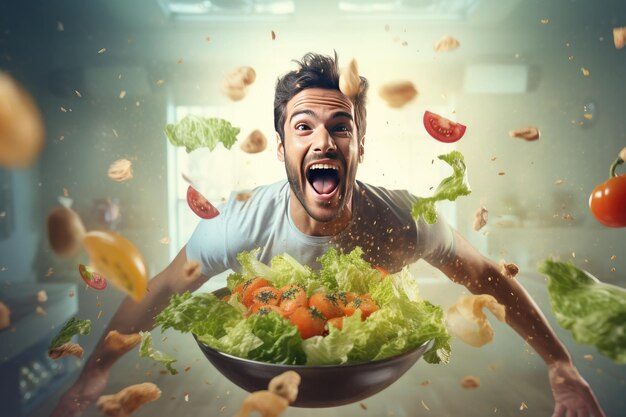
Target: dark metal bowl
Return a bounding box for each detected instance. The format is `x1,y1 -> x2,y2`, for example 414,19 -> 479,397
194,288 -> 431,408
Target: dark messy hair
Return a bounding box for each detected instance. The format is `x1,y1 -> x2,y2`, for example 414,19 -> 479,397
273,52 -> 369,143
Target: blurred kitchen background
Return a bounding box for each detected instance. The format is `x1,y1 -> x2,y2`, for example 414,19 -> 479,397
0,0 -> 625,416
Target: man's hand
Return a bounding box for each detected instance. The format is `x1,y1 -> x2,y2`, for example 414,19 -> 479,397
549,361 -> 606,417
50,367 -> 110,417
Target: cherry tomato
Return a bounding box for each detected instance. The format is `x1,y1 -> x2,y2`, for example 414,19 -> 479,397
308,293 -> 344,319
241,277 -> 271,307
251,286 -> 282,306
279,284 -> 308,317
334,291 -> 358,309
373,265 -> 389,277
249,304 -> 282,316
327,316 -> 344,331
78,263 -> 107,290
186,185 -> 219,219
423,111 -> 466,143
589,155 -> 626,227
289,306 -> 326,339
344,297 -> 379,320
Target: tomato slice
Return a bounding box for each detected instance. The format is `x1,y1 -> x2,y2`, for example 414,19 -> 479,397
423,111 -> 467,143
78,263 -> 107,290
186,185 -> 219,219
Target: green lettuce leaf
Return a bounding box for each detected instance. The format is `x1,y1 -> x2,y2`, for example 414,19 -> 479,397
411,150 -> 471,224
139,331 -> 178,375
164,115 -> 240,153
539,259 -> 626,364
48,317 -> 91,350
317,247 -> 380,293
154,292 -> 240,338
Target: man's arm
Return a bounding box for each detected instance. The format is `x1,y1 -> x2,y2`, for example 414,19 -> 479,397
51,245 -> 208,417
438,231 -> 605,417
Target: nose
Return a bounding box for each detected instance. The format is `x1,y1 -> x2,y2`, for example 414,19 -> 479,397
312,127 -> 337,154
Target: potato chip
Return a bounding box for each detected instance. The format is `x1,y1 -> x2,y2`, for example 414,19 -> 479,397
108,158 -> 133,182
222,66 -> 256,101
48,342 -> 84,359
0,72 -> 45,168
37,290 -> 48,303
96,382 -> 161,417
46,206 -> 87,258
240,129 -> 267,154
378,80 -> 417,108
473,207 -> 488,231
339,58 -> 361,98
614,27 -> 626,49
460,375 -> 480,389
446,294 -> 506,347
509,126 -> 540,141
499,261 -> 519,279
104,330 -> 141,353
0,301 -> 11,330
433,35 -> 460,52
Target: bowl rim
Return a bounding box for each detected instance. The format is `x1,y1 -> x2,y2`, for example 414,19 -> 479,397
195,335 -> 431,369
194,286 -> 432,368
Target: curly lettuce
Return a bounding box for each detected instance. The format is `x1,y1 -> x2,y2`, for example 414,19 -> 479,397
539,259 -> 626,363
164,115 -> 240,153
48,317 -> 91,351
411,150 -> 471,224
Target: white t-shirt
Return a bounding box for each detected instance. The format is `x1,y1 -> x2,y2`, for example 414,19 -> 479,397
186,180 -> 456,278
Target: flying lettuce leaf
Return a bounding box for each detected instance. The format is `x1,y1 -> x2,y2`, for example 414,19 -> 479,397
139,331 -> 178,375
538,259 -> 626,364
48,317 -> 91,351
411,150 -> 471,224
164,115 -> 240,153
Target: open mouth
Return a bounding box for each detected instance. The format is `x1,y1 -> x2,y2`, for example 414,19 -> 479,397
306,163 -> 340,196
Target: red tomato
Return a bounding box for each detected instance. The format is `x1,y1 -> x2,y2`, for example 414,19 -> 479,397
308,293 -> 344,319
78,264 -> 107,290
279,284 -> 308,317
289,306 -> 326,339
589,158 -> 626,227
423,111 -> 466,143
327,316 -> 344,331
334,291 -> 358,309
186,185 -> 219,219
241,277 -> 271,307
249,304 -> 282,316
251,286 -> 282,306
344,297 -> 379,320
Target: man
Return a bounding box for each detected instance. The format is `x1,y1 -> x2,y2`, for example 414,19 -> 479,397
52,53 -> 606,417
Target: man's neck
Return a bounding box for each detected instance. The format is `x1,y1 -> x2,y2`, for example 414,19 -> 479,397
288,189 -> 355,237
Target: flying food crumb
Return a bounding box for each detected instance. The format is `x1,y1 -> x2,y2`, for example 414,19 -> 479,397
184,393 -> 189,402
499,261 -> 519,278
177,58 -> 183,64
562,214 -> 574,221
360,402 -> 367,410
159,237 -> 171,245
420,380 -> 430,387
219,405 -> 227,412
155,80 -> 165,86
614,27 -> 626,49
0,302 -> 11,330
36,306 -> 46,316
473,207 -> 488,231
460,375 -> 480,389
74,90 -> 82,98
49,342 -> 84,359
37,290 -> 48,303
520,402 -> 528,410
97,310 -> 103,320
57,21 -> 64,31
433,35 -> 460,52
498,172 -> 505,176
119,90 -> 126,99
581,67 -> 590,76
112,128 -> 119,137
420,400 -> 430,411
98,48 -> 107,54
583,354 -> 593,361
184,366 -> 191,372
555,179 -> 564,185
610,255 -> 617,260
69,290 -> 75,297
541,19 -> 550,24
271,30 -> 276,40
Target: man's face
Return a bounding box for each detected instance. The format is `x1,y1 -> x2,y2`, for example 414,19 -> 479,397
278,88 -> 364,223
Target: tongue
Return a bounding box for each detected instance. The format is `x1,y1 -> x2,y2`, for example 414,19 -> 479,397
312,177 -> 338,194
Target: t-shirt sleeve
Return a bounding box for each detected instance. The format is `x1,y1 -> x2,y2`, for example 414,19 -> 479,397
414,207 -> 457,267
185,212 -> 231,278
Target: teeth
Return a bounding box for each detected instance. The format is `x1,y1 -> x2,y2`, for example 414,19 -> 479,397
309,164 -> 338,170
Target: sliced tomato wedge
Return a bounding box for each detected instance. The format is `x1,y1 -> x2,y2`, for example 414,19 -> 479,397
78,264 -> 107,290
186,185 -> 220,219
423,111 -> 467,143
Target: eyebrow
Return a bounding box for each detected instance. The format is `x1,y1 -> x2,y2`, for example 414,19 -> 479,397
289,110 -> 354,123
